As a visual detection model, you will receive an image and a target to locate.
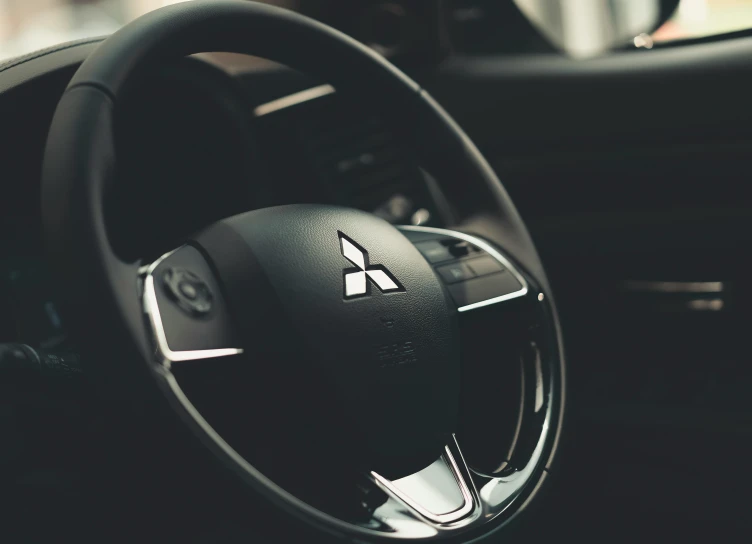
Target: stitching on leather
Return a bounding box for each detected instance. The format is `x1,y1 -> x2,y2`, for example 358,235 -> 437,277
0,36 -> 106,75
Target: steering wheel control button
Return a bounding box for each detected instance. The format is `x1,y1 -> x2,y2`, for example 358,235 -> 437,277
415,240 -> 454,264
448,272 -> 524,308
466,256 -> 506,277
162,267 -> 213,317
437,262 -> 475,284
401,227 -> 529,313
179,282 -> 198,300
445,240 -> 479,259
146,245 -> 242,357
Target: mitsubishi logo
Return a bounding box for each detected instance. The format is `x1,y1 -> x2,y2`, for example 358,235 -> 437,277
338,231 -> 404,299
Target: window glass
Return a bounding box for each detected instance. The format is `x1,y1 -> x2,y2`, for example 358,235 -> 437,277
0,0 -> 295,62
653,0 -> 752,42
0,0 -> 194,61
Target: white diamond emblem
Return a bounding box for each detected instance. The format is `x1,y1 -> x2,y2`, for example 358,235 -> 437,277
338,232 -> 404,299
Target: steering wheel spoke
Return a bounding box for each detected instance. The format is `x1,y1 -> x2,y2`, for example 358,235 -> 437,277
370,435 -> 477,526
140,245 -> 243,367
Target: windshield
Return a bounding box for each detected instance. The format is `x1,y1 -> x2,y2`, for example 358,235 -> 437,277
0,1 -> 194,61
654,0 -> 752,42
4,0 -> 752,63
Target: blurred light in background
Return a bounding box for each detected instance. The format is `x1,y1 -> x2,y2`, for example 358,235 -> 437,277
2,0 -> 752,63
515,0 -> 659,57
0,0 -> 190,61
653,0 -> 752,42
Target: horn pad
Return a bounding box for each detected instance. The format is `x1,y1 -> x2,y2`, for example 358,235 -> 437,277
193,204 -> 460,477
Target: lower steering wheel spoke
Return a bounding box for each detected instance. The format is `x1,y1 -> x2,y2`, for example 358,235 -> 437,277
370,435 -> 478,527
140,245 -> 244,367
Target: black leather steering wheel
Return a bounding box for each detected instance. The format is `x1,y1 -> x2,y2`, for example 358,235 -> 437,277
41,2 -> 565,541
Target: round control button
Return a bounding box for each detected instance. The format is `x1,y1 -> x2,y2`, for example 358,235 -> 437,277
179,281 -> 198,300
162,268 -> 213,317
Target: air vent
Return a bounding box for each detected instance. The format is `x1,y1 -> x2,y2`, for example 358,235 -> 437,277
255,87 -> 436,225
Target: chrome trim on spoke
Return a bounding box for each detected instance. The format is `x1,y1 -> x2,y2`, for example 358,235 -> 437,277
141,248 -> 244,367
254,84 -> 335,117
371,443 -> 475,525
398,226 -> 529,312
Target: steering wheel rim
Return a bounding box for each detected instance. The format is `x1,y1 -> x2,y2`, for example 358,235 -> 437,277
41,1 -> 565,541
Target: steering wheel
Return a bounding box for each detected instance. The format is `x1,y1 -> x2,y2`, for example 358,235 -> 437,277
41,1 -> 565,541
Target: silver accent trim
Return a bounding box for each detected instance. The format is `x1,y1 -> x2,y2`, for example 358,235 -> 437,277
532,342 -> 544,413
493,358 -> 526,474
141,248 -> 244,367
254,84 -> 335,117
398,226 -> 529,312
371,445 -> 475,525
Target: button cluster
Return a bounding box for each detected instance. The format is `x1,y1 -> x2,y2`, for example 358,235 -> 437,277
162,267 -> 214,317
412,235 -> 523,309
